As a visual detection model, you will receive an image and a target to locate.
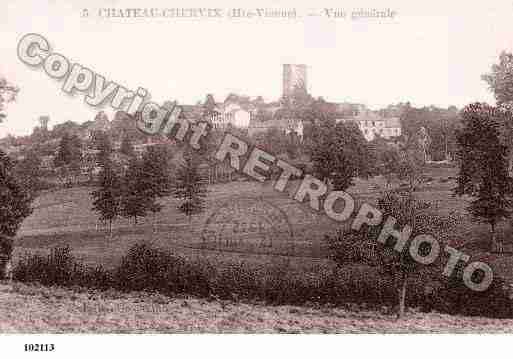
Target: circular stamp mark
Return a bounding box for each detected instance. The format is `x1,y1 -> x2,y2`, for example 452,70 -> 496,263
201,197 -> 294,250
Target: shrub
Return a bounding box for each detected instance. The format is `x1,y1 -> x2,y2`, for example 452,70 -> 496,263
12,242 -> 513,318
113,243 -> 213,296
431,262 -> 513,318
77,263 -> 113,289
13,246 -> 110,288
0,235 -> 14,279
115,243 -> 185,293
13,246 -> 75,286
325,190 -> 466,317
208,262 -> 259,301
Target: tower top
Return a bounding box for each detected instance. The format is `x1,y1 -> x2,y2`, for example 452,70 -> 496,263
282,64 -> 308,97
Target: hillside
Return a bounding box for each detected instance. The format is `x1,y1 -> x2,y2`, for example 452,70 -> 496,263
14,166 -> 504,271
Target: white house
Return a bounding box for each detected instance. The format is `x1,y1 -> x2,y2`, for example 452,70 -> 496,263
336,111 -> 401,141
210,102 -> 252,129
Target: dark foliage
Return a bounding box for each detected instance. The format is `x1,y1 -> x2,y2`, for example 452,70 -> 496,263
173,149 -> 208,219
119,134 -> 135,158
120,157 -> 148,224
13,246 -> 112,289
91,158 -> 122,233
0,150 -> 33,238
455,103 -> 513,251
309,121 -> 374,191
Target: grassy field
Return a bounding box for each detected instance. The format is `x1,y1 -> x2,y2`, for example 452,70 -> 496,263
8,166 -> 513,332
15,165 -> 511,272
2,281 -> 513,333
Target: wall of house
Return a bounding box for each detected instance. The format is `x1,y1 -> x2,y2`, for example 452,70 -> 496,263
231,109 -> 251,128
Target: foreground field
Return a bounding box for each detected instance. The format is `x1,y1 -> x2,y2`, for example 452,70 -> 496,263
1,282 -> 513,333
8,169 -> 513,332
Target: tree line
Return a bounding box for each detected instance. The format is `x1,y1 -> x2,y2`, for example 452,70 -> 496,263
91,135 -> 208,236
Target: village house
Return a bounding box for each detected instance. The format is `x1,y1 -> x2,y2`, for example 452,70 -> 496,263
247,117 -> 304,138
336,110 -> 401,141
207,95 -> 255,129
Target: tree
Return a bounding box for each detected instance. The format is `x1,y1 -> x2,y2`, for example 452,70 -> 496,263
111,111 -> 145,142
397,138 -> 426,193
173,149 -> 208,220
0,150 -> 33,278
251,128 -> 287,155
120,157 -> 148,224
0,78 -> 19,122
82,152 -> 98,184
54,133 -> 83,187
51,121 -> 81,139
327,190 -> 454,318
120,134 -> 135,158
399,105 -> 461,161
138,146 -> 170,228
482,51 -> 513,106
370,139 -> 401,187
197,123 -> 223,184
482,54 -> 513,174
251,127 -> 301,160
454,103 -> 513,252
14,150 -> 42,197
91,159 -> 121,236
140,146 -> 170,196
91,130 -> 112,164
310,121 -> 374,191
284,132 -> 301,160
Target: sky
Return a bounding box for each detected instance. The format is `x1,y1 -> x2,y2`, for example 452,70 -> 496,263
0,0 -> 512,137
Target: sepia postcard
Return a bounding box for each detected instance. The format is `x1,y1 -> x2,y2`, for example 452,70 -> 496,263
1,0 -> 513,357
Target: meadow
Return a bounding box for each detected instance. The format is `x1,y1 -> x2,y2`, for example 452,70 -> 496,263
14,165 -> 512,277
9,164 -> 513,328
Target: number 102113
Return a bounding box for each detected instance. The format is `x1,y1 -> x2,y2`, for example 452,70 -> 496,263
24,344 -> 55,352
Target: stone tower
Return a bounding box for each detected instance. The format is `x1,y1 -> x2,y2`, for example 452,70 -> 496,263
282,64 -> 307,97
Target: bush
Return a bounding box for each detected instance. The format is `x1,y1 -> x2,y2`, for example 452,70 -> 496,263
0,235 -> 14,259
12,242 -> 513,318
14,246 -> 75,286
430,263 -> 513,318
13,246 -> 111,288
208,262 -> 259,300
113,243 -> 213,296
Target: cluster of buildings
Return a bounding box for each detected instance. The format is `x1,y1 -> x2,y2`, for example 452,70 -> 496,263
1,64 -> 402,168
174,64 -> 402,142
336,110 -> 401,141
